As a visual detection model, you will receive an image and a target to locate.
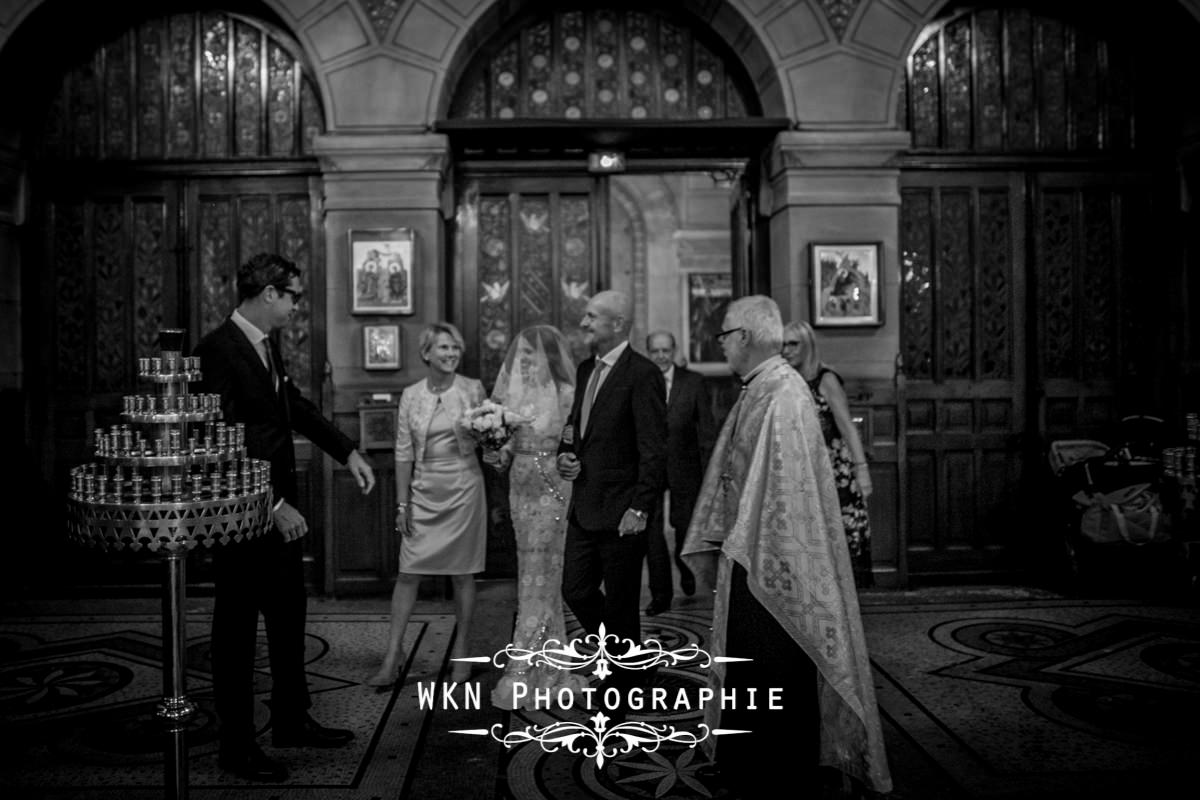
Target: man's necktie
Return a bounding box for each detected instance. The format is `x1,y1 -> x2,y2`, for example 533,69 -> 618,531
262,339 -> 278,394
579,360 -> 607,436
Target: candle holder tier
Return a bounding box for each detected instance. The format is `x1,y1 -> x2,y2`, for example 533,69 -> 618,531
65,491 -> 274,554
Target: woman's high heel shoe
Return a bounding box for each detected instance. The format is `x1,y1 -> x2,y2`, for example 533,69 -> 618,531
364,653 -> 405,687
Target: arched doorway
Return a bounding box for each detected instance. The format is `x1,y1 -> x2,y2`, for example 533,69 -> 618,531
896,4 -> 1193,581
439,5 -> 786,383
436,4 -> 786,573
15,4 -> 329,591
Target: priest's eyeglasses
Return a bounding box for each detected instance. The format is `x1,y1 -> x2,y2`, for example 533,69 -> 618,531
715,326 -> 744,342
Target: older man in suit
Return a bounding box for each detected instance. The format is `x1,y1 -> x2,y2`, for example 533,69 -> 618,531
643,330 -> 715,615
557,291 -> 667,682
194,253 -> 375,782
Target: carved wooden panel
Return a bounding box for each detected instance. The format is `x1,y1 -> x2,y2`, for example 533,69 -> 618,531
190,180 -> 316,397
1034,174 -> 1155,439
900,189 -> 934,378
39,11 -> 322,162
451,7 -> 755,120
901,181 -> 1015,384
899,172 -> 1026,578
462,179 -> 599,388
51,202 -> 87,389
902,7 -> 1135,152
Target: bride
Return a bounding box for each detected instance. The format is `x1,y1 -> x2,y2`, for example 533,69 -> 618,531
484,325 -> 587,710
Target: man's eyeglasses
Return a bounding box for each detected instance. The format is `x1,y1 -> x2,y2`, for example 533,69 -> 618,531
715,327 -> 744,343
782,340 -> 801,347
275,286 -> 303,303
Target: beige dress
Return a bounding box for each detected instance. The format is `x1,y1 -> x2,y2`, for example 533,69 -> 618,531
400,399 -> 486,575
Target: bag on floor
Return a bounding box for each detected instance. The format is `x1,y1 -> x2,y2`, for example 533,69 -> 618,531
1073,483 -> 1169,545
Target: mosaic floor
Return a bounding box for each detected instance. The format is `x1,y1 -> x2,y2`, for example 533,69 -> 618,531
861,597 -> 1200,799
3,588 -> 1197,800
0,611 -> 457,798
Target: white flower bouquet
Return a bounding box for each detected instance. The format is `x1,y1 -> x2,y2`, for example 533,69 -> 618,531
460,400 -> 527,451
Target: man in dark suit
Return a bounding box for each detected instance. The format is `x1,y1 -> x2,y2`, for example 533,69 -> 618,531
194,253 -> 375,782
556,290 -> 667,680
643,330 -> 715,615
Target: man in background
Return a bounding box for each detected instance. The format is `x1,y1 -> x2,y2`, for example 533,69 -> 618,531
643,330 -> 714,615
195,252 -> 376,782
682,296 -> 891,795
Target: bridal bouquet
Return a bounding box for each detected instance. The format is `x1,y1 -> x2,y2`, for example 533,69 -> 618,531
460,400 -> 527,451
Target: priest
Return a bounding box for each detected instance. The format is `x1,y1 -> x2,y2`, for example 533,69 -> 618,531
682,295 -> 892,796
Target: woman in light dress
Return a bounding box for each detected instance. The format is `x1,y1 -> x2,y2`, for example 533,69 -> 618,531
484,325 -> 588,709
366,322 -> 486,686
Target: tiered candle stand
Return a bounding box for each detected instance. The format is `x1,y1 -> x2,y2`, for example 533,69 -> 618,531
65,329 -> 273,799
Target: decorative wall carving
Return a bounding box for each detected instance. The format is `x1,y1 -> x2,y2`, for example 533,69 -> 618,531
901,7 -> 1135,152
450,7 -> 753,120
816,0 -> 862,42
361,0 -> 403,41
41,12 -> 322,161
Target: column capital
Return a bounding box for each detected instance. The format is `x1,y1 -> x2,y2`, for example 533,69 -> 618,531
312,133 -> 450,175
312,134 -> 450,212
765,130 -> 912,209
768,130 -> 913,174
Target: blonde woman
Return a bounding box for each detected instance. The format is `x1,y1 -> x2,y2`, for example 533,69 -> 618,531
782,320 -> 874,587
366,322 -> 486,686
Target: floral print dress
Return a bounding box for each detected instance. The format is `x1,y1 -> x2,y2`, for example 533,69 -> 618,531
806,366 -> 873,587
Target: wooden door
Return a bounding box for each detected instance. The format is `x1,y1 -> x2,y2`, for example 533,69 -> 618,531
455,175 -> 605,388
899,172 -> 1028,577
1031,172 -> 1157,442
450,174 -> 605,577
37,179 -> 183,500
33,173 -> 325,590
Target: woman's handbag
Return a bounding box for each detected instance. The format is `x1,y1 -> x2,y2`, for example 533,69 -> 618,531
1072,483 -> 1169,545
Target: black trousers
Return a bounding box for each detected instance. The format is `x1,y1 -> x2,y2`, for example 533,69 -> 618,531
645,488 -> 699,604
561,518 -> 646,689
716,562 -> 819,786
211,531 -> 311,749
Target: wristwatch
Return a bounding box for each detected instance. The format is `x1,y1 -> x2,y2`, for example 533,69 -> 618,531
630,509 -> 647,521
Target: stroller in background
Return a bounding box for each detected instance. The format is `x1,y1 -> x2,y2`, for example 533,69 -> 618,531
1048,416 -> 1185,596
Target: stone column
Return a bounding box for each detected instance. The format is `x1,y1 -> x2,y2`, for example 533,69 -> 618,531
312,133 -> 455,596
765,130 -> 912,588
312,133 -> 451,402
765,130 -> 910,380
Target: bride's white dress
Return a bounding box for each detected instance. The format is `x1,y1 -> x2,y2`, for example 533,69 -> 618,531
491,387 -> 588,710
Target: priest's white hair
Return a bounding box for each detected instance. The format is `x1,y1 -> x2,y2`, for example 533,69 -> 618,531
728,295 -> 783,351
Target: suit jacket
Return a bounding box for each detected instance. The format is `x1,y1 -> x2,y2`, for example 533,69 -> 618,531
559,345 -> 667,532
193,317 -> 356,506
665,366 -> 715,501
